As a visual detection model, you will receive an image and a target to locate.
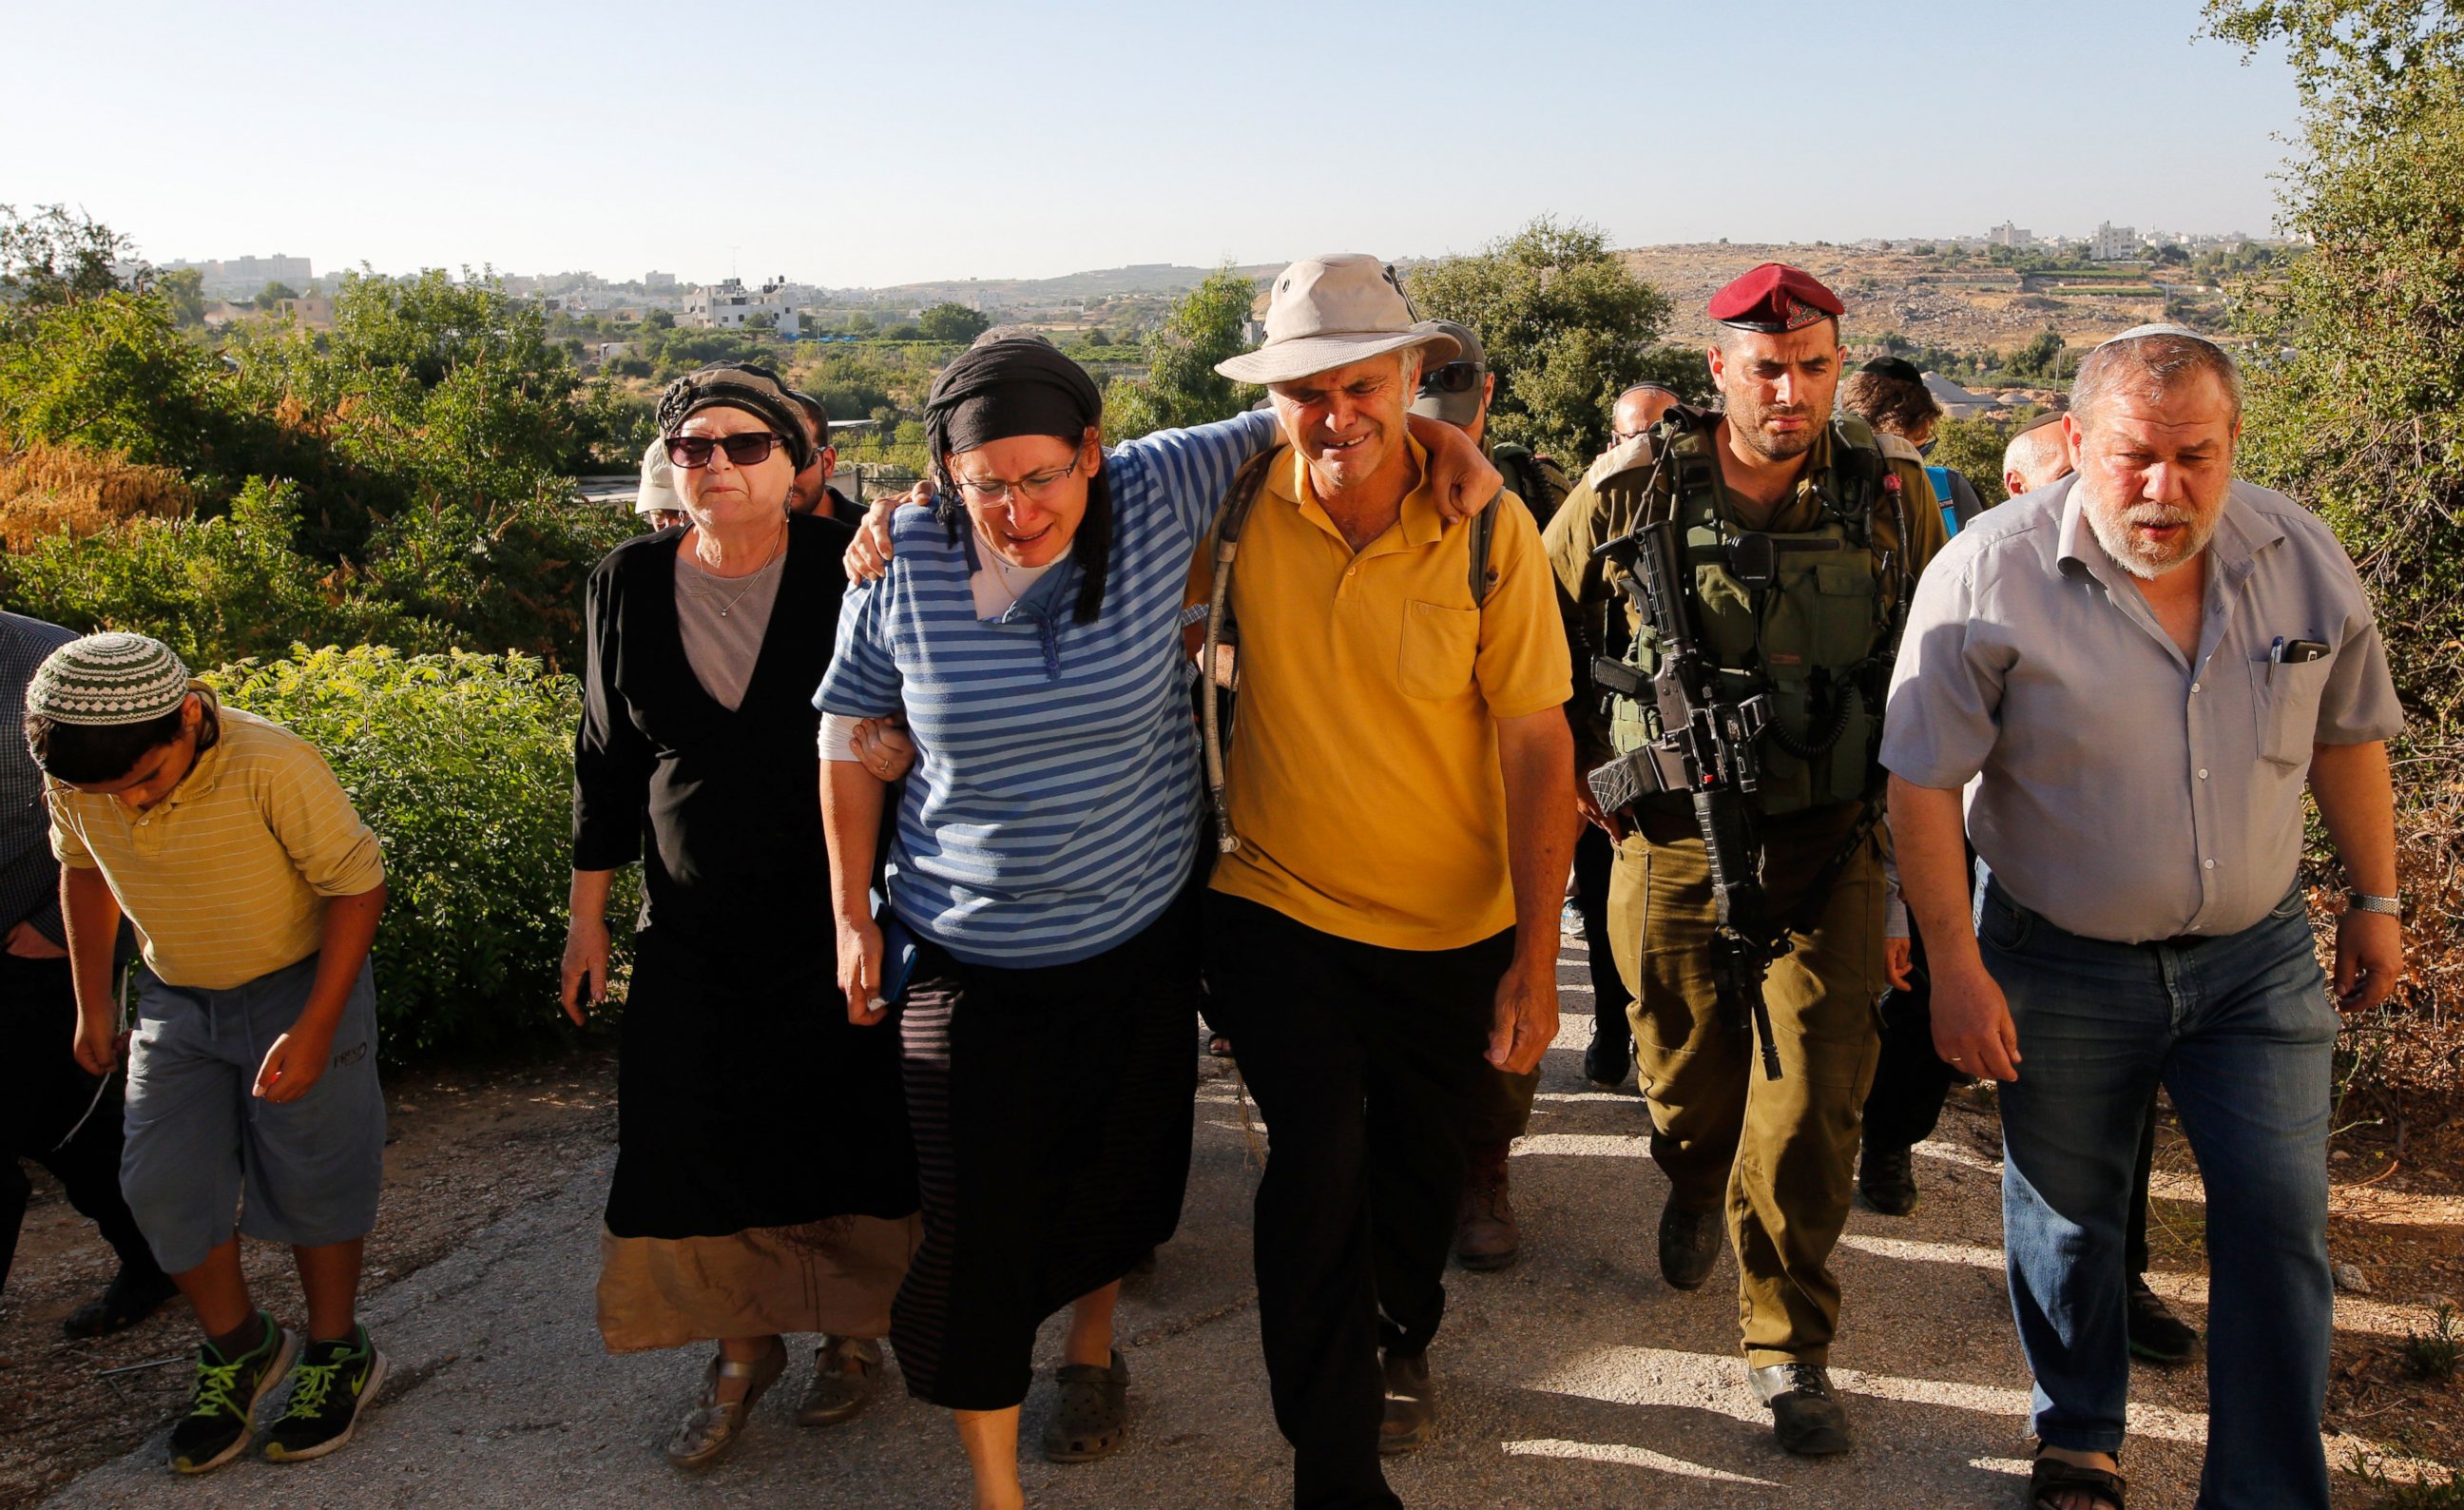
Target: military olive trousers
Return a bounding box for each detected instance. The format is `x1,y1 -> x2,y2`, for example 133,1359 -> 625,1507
1607,810 -> 1885,1367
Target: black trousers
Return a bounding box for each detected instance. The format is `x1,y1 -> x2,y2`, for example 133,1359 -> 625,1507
1,953 -> 160,1296
1572,823 -> 1633,1038
1862,930 -> 2164,1279
1204,894 -> 1513,1510
892,889 -> 1199,1411
1864,925 -> 1965,1152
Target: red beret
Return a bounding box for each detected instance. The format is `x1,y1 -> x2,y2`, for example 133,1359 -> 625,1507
1707,263 -> 1844,333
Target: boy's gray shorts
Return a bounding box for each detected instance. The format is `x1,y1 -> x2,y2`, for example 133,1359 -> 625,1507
121,953 -> 385,1273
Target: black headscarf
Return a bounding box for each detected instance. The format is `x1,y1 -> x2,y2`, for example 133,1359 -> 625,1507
924,338 -> 1110,625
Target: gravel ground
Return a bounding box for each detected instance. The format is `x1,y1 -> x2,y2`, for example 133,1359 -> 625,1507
37,939 -> 2452,1509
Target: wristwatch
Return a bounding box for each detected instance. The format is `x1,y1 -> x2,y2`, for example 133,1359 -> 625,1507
2346,892 -> 2402,918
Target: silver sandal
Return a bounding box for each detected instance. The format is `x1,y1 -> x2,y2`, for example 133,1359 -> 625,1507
666,1337 -> 786,1468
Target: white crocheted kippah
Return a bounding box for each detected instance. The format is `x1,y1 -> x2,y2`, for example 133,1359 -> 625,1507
27,633 -> 194,726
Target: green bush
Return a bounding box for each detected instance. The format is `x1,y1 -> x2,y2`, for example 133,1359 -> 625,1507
5,477 -> 421,666
205,646 -> 625,1060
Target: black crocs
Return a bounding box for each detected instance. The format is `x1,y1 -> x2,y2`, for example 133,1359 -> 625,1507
1042,1347 -> 1128,1462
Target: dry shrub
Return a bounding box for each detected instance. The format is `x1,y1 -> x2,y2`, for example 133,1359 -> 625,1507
0,441 -> 191,551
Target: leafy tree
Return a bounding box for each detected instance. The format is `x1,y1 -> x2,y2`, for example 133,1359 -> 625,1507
844,311 -> 877,336
2006,329 -> 2069,380
1405,217 -> 1673,461
916,301 -> 991,343
2205,0 -> 2464,1028
255,281 -> 299,310
0,203 -> 145,315
1105,265 -> 1261,440
1086,328 -> 1111,348
157,267 -> 207,327
885,322 -> 924,341
1928,415 -> 2015,509
1630,344 -> 1717,406
645,307 -> 675,330
0,292 -> 237,467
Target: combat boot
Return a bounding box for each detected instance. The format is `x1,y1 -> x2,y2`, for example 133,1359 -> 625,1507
1858,1143 -> 1919,1216
1453,1141 -> 1520,1271
1750,1361 -> 1853,1456
1657,1198 -> 1722,1291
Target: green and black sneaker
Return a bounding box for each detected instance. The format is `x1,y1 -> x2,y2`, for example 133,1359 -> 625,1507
262,1326 -> 389,1462
167,1314 -> 298,1474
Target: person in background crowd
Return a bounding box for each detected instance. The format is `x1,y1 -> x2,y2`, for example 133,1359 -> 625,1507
821,331 -> 1505,1510
34,632 -> 391,1473
1609,382 -> 1684,445
1886,326 -> 2404,1510
1199,255 -> 1574,1508
0,610 -> 176,1341
635,435 -> 688,532
2003,409 -> 2071,499
1407,317 -> 1569,1274
786,390 -> 852,518
1546,265 -> 1947,1457
565,364 -> 921,1470
1569,382 -> 1685,1087
1841,357 -> 1986,533
1837,356 -> 1980,1220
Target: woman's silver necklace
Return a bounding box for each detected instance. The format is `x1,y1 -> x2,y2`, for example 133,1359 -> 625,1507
694,527 -> 787,618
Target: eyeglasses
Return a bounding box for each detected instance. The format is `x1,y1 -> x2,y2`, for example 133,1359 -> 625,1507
953,455 -> 1083,507
665,433 -> 788,469
1417,361 -> 1483,397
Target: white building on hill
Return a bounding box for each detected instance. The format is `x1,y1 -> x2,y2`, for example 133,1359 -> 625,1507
2089,223 -> 2141,261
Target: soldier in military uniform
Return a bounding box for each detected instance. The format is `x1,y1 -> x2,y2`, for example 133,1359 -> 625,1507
1405,319 -> 1570,1274
1541,264 -> 1947,1456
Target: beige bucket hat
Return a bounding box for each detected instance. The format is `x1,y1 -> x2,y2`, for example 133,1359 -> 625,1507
1215,253 -> 1461,385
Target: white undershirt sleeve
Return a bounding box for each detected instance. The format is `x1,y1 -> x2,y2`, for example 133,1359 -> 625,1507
818,710 -> 866,762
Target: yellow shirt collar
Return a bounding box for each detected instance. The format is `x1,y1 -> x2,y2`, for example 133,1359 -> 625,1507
1276,432 -> 1444,551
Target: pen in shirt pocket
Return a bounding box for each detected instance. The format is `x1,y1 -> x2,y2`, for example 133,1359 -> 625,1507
2267,634 -> 2330,683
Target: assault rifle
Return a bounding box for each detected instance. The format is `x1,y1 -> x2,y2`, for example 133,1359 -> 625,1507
1588,517 -> 1787,1079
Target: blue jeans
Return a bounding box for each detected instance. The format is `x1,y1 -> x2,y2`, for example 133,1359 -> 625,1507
1982,880 -> 2334,1510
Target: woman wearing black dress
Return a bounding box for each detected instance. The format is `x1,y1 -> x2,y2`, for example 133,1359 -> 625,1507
561,365 -> 918,1468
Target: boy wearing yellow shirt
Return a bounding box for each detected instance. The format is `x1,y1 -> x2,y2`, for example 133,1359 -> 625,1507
29,633 -> 389,1474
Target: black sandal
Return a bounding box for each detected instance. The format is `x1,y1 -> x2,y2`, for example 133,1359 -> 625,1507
62,1266 -> 180,1341
2031,1450 -> 2126,1510
1042,1347 -> 1129,1462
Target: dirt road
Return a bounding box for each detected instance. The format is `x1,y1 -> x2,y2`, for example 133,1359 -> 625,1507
32,939 -> 2455,1508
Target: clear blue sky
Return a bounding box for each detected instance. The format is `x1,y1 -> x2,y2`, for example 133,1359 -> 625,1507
7,0 -> 2298,288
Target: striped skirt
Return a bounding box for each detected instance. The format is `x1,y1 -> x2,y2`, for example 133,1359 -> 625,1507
889,885 -> 1201,1410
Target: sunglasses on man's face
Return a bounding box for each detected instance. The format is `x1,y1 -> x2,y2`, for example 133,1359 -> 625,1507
1417,362 -> 1483,397
665,432 -> 787,469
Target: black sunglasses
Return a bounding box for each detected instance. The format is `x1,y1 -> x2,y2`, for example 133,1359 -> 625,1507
1417,361 -> 1483,397
665,433 -> 787,469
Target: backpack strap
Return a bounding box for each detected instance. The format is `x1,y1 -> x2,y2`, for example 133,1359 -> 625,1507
1202,451 -> 1279,854
1924,464 -> 1962,537
1468,489 -> 1502,603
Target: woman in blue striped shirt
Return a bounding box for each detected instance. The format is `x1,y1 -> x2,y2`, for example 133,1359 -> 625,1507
816,337 -> 1492,1510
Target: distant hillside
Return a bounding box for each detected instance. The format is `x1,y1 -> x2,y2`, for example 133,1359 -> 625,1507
824,244 -> 2195,358
1626,243 -> 2177,354
832,262 -> 1277,313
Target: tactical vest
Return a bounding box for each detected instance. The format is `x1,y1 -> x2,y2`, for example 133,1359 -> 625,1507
1605,416 -> 1903,819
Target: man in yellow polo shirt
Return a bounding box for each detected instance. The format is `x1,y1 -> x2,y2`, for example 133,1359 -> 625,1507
1200,254 -> 1575,1510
